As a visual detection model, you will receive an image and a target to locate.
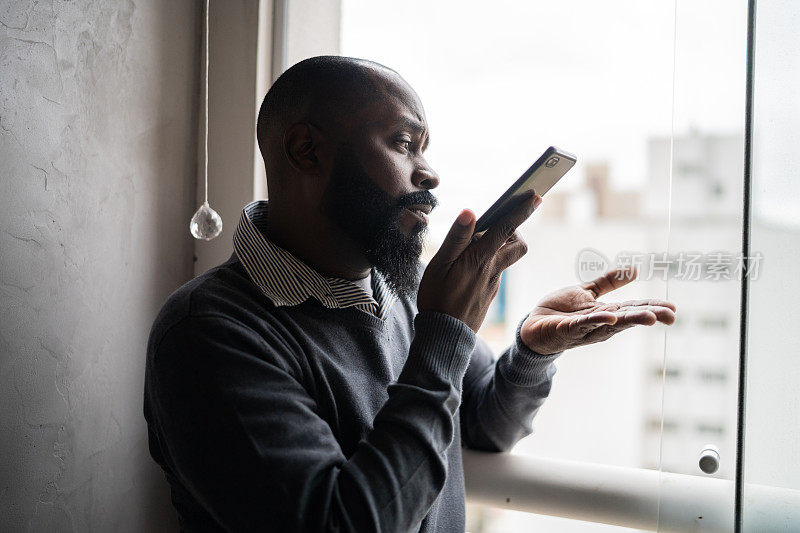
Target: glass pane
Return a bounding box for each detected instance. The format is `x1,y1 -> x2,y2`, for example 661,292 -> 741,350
342,1 -> 675,531
743,1 -> 800,531
656,1 -> 747,531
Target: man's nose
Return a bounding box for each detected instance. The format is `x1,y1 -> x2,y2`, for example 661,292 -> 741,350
412,164 -> 439,190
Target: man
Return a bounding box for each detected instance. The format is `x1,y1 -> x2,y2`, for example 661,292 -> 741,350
144,56 -> 676,532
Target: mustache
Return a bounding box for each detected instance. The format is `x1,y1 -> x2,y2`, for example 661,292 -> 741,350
395,190 -> 439,210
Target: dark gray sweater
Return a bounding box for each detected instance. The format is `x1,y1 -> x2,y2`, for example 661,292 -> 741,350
144,256 -> 559,532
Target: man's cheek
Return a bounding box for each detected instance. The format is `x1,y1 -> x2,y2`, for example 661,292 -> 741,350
368,157 -> 409,198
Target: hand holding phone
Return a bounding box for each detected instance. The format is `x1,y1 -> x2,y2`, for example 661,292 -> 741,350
416,146 -> 576,331
473,146 -> 577,237
418,192 -> 537,332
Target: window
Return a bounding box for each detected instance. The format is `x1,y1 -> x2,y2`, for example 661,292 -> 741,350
336,0 -> 799,530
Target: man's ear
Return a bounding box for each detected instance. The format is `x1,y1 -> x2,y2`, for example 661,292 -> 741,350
284,122 -> 324,173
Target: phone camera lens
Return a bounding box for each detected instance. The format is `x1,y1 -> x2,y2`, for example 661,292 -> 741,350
545,156 -> 560,168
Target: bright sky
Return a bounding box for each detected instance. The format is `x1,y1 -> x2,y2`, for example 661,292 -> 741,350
751,2 -> 800,228
339,0 -> 800,240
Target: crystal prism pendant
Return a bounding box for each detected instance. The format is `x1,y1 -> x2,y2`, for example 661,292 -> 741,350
190,201 -> 223,240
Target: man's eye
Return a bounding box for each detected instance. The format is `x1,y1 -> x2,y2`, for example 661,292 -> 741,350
397,140 -> 413,151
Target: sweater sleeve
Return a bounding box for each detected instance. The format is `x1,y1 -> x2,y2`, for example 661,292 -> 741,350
146,310 -> 475,533
460,315 -> 562,452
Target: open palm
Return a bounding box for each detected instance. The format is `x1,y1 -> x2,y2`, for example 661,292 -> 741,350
520,267 -> 677,355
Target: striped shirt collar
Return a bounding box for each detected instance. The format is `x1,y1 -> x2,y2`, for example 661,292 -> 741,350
232,200 -> 397,319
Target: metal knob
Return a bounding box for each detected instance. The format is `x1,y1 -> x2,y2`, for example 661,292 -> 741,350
699,444 -> 720,474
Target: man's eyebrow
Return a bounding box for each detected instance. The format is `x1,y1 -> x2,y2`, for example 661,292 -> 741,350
396,116 -> 431,151
396,116 -> 425,133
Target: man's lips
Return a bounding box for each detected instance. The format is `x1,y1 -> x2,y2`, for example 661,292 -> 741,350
406,203 -> 433,215
402,204 -> 434,225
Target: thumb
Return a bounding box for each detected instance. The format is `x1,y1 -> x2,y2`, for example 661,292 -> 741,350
432,209 -> 475,264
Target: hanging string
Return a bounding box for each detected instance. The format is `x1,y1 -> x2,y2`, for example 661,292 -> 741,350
203,0 -> 209,205
190,0 -> 222,241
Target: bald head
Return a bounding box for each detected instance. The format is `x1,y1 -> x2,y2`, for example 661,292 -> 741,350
256,56 -> 401,177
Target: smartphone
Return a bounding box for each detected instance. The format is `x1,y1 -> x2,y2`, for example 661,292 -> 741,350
473,146 -> 577,237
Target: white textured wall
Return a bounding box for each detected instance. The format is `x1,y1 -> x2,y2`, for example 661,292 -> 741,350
0,1 -> 198,530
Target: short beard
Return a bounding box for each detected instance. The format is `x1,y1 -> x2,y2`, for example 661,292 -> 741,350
321,144 -> 437,298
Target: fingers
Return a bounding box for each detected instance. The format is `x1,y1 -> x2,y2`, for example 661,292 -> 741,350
472,191 -> 537,256
553,312 -> 617,338
618,306 -> 673,325
559,303 -> 674,339
586,304 -> 673,331
652,307 -> 676,325
617,300 -> 676,324
581,265 -> 638,298
617,298 -> 677,312
576,312 -> 618,327
607,299 -> 676,325
432,209 -> 476,264
614,309 -> 658,326
566,312 -> 618,334
494,231 -> 529,272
